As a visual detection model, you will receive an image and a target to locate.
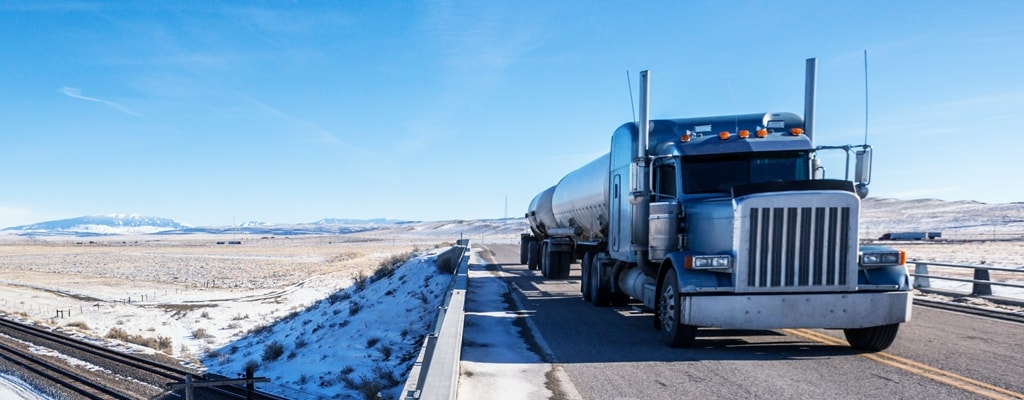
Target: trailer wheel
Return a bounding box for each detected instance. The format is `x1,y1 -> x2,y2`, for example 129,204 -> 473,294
527,241 -> 540,271
659,271 -> 697,348
540,242 -> 551,277
843,323 -> 900,351
554,252 -> 571,279
581,252 -> 593,301
519,238 -> 530,265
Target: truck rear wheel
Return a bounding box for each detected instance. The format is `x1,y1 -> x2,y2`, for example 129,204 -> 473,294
589,259 -> 611,307
659,271 -> 697,348
844,323 -> 900,351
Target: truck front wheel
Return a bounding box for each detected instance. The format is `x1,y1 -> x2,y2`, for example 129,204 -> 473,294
843,323 -> 900,351
659,271 -> 697,348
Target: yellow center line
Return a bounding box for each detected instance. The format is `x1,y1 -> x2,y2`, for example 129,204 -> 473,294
783,329 -> 1024,400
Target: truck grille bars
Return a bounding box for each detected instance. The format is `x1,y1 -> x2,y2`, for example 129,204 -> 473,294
737,204 -> 857,293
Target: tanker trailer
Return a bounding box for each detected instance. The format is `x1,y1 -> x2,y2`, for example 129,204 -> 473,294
520,60 -> 912,350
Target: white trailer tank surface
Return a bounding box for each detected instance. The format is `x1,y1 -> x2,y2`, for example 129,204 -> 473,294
550,154 -> 610,240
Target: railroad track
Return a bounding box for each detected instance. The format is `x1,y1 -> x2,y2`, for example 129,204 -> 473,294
0,317 -> 285,399
0,340 -> 131,399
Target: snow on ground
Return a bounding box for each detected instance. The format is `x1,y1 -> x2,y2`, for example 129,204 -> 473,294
458,249 -> 554,400
0,373 -> 49,400
0,222 -> 524,399
201,249 -> 455,399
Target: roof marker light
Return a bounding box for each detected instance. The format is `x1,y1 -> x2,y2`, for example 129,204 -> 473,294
790,128 -> 804,136
756,129 -> 768,138
738,130 -> 750,139
681,133 -> 692,142
718,131 -> 730,140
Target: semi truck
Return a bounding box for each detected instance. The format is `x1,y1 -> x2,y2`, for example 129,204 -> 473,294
521,59 -> 912,350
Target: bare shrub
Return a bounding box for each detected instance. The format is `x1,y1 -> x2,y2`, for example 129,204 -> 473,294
328,290 -> 352,305
341,365 -> 401,400
65,321 -> 90,330
105,327 -> 173,353
193,328 -> 212,339
377,344 -> 392,361
262,341 -> 285,362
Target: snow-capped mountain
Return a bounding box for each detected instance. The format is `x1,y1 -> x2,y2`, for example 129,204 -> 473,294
314,217 -> 412,225
2,214 -> 187,235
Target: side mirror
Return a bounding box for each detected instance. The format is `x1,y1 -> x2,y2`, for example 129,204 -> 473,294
855,147 -> 872,186
854,147 -> 872,199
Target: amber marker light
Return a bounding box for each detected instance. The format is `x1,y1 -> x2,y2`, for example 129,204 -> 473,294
738,130 -> 750,139
790,128 -> 804,136
756,129 -> 768,138
718,131 -> 730,140
681,133 -> 692,142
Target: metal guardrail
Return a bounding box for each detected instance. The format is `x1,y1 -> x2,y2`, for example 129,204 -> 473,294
909,260 -> 1024,297
401,240 -> 470,400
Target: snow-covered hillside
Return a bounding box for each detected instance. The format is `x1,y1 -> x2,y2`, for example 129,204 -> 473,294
861,198 -> 1024,240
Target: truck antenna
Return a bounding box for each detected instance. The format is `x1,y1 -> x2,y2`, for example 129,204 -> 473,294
863,50 -> 870,146
627,70 -> 637,123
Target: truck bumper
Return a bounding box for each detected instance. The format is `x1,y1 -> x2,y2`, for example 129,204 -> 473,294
683,291 -> 912,329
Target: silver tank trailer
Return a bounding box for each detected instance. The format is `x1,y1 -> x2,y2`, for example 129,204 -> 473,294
541,154 -> 610,240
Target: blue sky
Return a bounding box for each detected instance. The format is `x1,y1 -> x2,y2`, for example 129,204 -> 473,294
2,1 -> 1022,228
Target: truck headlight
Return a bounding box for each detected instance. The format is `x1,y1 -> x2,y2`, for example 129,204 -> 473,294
687,255 -> 732,270
860,250 -> 906,266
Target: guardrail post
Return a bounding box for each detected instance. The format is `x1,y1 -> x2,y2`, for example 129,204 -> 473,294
913,263 -> 930,289
972,268 -> 993,296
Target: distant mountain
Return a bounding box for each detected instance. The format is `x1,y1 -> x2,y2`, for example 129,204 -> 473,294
314,218 -> 414,225
2,214 -> 187,236
0,215 -> 417,237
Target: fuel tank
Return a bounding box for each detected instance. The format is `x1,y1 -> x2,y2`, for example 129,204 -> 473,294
525,154 -> 610,240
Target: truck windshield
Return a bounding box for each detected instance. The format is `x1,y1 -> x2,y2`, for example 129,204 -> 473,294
681,151 -> 810,194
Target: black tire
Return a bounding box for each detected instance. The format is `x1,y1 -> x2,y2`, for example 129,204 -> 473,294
541,242 -> 552,277
658,271 -> 697,348
581,253 -> 593,301
527,241 -> 540,271
519,239 -> 530,265
590,258 -> 611,307
844,323 -> 900,351
554,252 -> 571,279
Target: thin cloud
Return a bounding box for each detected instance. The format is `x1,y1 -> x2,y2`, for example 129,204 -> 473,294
60,86 -> 141,116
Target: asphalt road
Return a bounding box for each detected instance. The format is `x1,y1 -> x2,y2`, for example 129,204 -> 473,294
477,243 -> 1024,400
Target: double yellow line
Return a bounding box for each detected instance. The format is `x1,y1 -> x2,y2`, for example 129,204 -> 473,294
783,329 -> 1024,400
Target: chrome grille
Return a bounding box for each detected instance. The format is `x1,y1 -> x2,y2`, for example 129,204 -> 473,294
740,206 -> 854,292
